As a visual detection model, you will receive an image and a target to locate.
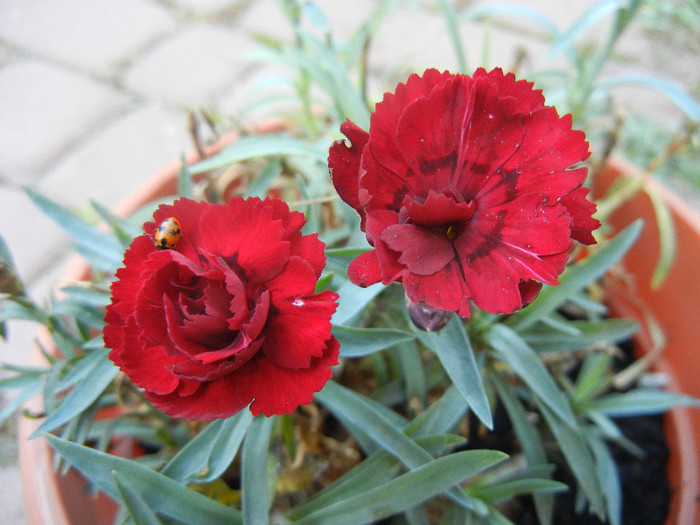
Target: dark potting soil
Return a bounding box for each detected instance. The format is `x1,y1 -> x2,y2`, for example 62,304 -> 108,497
548,413 -> 670,525
467,338 -> 671,525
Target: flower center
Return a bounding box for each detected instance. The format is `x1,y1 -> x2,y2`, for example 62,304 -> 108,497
446,224 -> 459,241
403,190 -> 476,228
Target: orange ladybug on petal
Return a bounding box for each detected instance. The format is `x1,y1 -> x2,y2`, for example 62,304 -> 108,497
154,217 -> 181,250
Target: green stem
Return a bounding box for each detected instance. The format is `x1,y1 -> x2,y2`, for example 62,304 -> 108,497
437,0 -> 468,73
571,0 -> 643,121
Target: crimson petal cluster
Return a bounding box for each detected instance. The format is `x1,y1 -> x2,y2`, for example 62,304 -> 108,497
104,197 -> 339,420
329,68 -> 600,317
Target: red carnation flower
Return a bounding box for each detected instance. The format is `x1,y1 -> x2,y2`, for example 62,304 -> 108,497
329,68 -> 600,317
104,197 -> 339,420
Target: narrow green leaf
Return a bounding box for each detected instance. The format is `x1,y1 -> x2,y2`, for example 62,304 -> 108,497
586,410 -> 624,443
52,300 -> 106,329
31,350 -> 118,438
490,372 -> 547,467
459,3 -> 561,39
189,134 -> 326,175
287,447 -> 402,520
295,30 -> 371,128
242,415 -> 276,525
572,353 -> 612,405
289,386 -> 467,519
588,389 -> 700,417
538,402 -> 605,518
437,0 -> 468,72
316,381 -> 418,461
294,450 -> 507,525
0,233 -> 17,268
162,410 -> 253,483
72,241 -> 122,273
333,325 -> 415,357
178,156 -> 194,200
288,435 -> 468,520
428,317 -> 493,428
301,1 -> 330,32
24,187 -> 124,266
316,381 -> 485,513
406,385 -> 468,438
646,185 -> 676,289
0,362 -> 48,375
521,318 -> 639,353
0,234 -> 23,295
509,221 -> 643,331
50,346 -> 107,392
113,471 -> 164,525
0,377 -> 42,423
60,284 -> 110,309
394,344 -> 427,407
585,428 -> 621,525
331,280 -> 384,325
491,371 -> 553,525
546,0 -> 625,59
244,158 -> 282,199
90,200 -> 142,246
46,434 -> 242,525
468,477 -> 567,502
0,296 -> 49,324
597,73 -> 700,120
324,247 -> 370,270
489,325 -> 577,426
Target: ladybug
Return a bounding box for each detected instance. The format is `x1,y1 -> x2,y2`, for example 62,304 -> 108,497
153,217 -> 181,250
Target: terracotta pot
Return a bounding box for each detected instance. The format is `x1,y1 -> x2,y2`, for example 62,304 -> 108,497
594,159 -> 700,525
19,120 -> 287,525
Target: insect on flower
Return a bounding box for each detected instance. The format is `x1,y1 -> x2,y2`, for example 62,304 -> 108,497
153,217 -> 181,250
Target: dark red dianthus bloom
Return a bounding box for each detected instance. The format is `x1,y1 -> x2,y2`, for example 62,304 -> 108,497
329,68 -> 600,317
104,197 -> 339,420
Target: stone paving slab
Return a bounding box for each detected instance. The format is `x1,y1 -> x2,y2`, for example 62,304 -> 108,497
39,104 -> 195,209
0,464 -> 25,525
0,185 -> 72,284
0,60 -> 129,184
124,24 -> 254,106
0,0 -> 177,76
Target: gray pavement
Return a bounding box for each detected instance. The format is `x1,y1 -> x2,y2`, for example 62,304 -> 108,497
0,1 -> 697,523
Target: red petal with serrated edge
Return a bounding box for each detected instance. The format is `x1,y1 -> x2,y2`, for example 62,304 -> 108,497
263,289 -> 338,369
328,120 -> 369,215
329,67 -> 600,319
381,223 -> 454,276
105,196 -> 338,420
347,249 -> 383,288
247,337 -> 339,417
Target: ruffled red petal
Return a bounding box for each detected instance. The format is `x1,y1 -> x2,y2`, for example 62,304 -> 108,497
403,261 -> 471,316
368,69 -> 453,178
328,120 -> 370,215
247,337 -> 339,417
380,223 -> 454,276
560,186 -> 600,245
331,67 -> 600,317
403,191 -> 475,226
198,198 -> 290,283
105,196 -> 337,420
263,289 -> 338,369
347,249 -> 383,287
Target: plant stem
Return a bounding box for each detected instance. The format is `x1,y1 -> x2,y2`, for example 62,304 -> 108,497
571,0 -> 643,121
437,0 -> 469,73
